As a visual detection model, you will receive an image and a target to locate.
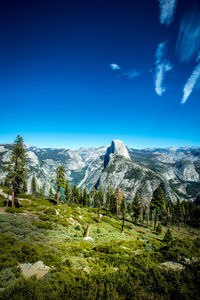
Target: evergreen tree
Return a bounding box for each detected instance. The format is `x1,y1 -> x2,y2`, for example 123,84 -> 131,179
98,186 -> 104,206
83,188 -> 90,206
22,180 -> 28,194
120,195 -> 126,233
140,199 -> 147,225
56,166 -> 66,207
5,135 -> 27,208
150,185 -> 166,230
163,229 -> 173,243
92,189 -> 97,208
93,190 -> 98,208
86,192 -> 90,207
31,176 -> 37,195
39,184 -> 45,197
105,186 -> 111,212
65,179 -> 71,202
49,186 -> 53,198
109,188 -> 116,214
132,192 -> 140,223
175,199 -> 182,230
115,186 -> 123,217
120,196 -> 126,215
96,186 -> 104,223
71,184 -> 80,203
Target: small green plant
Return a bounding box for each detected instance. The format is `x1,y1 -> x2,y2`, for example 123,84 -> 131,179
75,225 -> 81,231
5,207 -> 24,214
163,229 -> 173,243
44,208 -> 56,215
39,214 -> 51,221
156,223 -> 162,234
32,220 -> 53,230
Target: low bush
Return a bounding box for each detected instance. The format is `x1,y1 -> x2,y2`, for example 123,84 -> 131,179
44,208 -> 56,215
5,207 -> 24,214
32,220 -> 53,230
156,223 -> 162,234
39,214 -> 51,221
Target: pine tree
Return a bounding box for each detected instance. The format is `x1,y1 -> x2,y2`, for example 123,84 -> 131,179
120,195 -> 126,233
163,229 -> 173,243
105,186 -> 111,212
175,199 -> 182,230
86,192 -> 90,207
56,166 -> 66,207
115,186 -> 123,218
92,189 -> 97,208
150,185 -> 166,230
83,188 -> 90,206
49,186 -> 53,198
132,192 -> 140,223
109,188 -> 116,214
71,184 -> 80,203
65,179 -> 71,202
97,186 -> 104,223
39,184 -> 45,197
140,199 -> 147,225
5,135 -> 27,208
22,180 -> 28,194
98,186 -> 104,206
31,176 -> 37,195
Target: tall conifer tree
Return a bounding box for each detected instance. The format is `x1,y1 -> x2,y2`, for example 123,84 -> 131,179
56,166 -> 66,207
5,135 -> 27,208
150,185 -> 166,230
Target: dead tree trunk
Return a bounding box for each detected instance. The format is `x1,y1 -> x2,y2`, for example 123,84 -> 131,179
98,205 -> 100,223
83,224 -> 90,237
12,189 -> 15,208
121,215 -> 125,233
56,191 -> 60,208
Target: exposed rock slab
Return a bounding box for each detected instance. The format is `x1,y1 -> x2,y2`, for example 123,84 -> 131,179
159,261 -> 185,271
19,261 -> 50,279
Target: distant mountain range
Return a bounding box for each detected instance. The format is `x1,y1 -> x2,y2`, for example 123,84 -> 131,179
0,140 -> 200,203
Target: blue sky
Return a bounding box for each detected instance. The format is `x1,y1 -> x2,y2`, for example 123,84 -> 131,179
0,0 -> 200,149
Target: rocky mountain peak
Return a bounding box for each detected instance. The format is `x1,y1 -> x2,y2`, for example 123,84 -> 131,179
104,140 -> 130,167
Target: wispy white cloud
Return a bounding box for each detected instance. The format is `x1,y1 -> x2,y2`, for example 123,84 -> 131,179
181,61 -> 200,104
176,8 -> 200,62
158,0 -> 177,26
154,42 -> 173,96
123,69 -> 140,79
110,63 -> 120,70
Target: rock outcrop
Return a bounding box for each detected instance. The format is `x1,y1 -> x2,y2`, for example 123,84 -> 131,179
104,140 -> 130,167
19,261 -> 50,279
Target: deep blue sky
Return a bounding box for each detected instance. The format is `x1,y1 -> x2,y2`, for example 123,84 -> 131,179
0,0 -> 200,149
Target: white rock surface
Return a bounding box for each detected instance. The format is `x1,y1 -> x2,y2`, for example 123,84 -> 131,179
159,261 -> 185,271
19,261 -> 50,279
83,236 -> 93,241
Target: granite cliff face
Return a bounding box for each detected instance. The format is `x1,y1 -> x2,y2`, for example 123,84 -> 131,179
104,140 -> 130,167
0,140 -> 200,203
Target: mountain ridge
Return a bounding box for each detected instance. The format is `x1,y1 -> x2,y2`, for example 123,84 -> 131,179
0,140 -> 200,204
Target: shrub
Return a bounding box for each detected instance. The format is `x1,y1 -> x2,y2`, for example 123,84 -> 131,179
39,214 -> 51,221
32,220 -> 53,230
163,229 -> 173,243
75,225 -> 81,231
5,207 -> 24,214
44,208 -> 56,215
18,243 -> 40,263
156,223 -> 162,234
